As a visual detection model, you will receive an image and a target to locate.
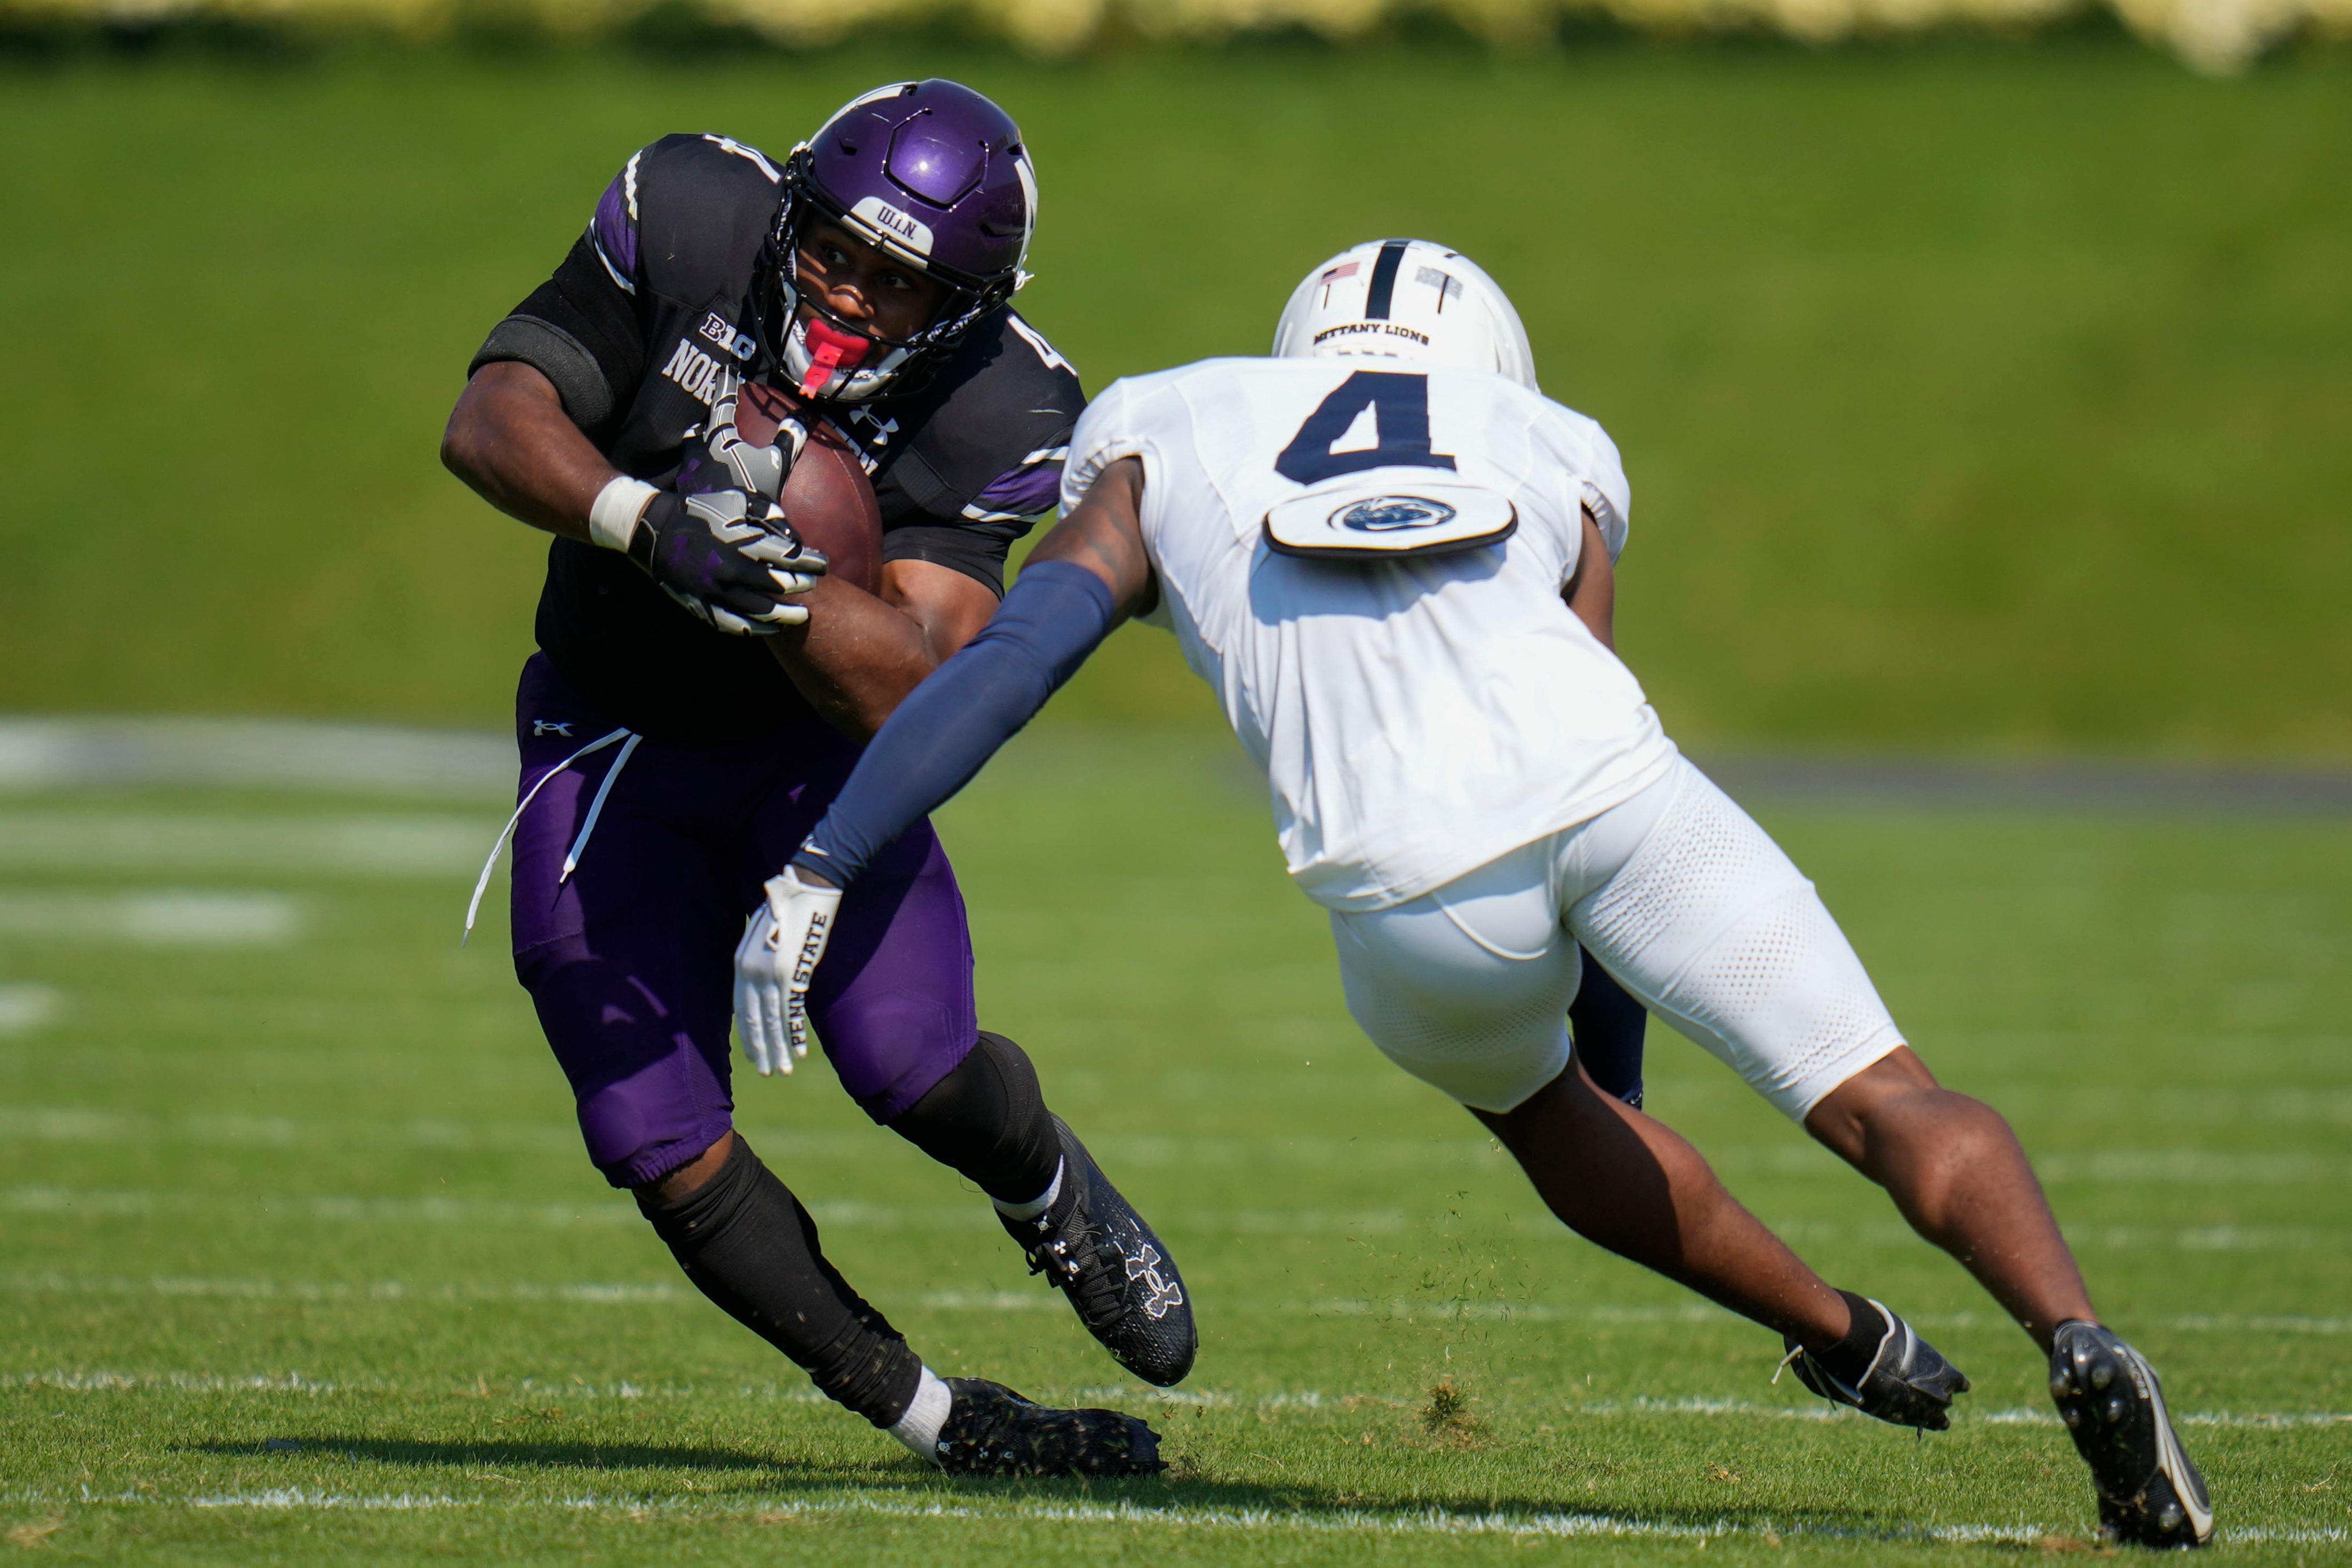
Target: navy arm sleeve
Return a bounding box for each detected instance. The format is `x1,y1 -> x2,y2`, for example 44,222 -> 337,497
793,561 -> 1120,886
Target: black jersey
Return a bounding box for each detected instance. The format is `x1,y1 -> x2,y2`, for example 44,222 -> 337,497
468,132 -> 1084,743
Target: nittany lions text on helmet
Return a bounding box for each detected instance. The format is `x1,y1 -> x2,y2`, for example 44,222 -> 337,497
757,80 -> 1039,403
1273,239 -> 1538,392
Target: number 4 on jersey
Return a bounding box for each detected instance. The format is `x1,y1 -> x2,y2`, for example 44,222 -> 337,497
1275,371 -> 1459,486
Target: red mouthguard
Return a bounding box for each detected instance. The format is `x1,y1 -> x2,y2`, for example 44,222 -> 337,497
799,317 -> 871,397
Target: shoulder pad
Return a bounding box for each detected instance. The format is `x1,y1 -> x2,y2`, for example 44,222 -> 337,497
881,310 -> 1084,516
628,133 -> 786,307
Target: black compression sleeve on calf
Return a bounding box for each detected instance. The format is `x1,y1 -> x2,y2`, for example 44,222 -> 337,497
795,561 -> 1120,887
633,1136 -> 922,1427
886,1032 -> 1062,1204
1568,947 -> 1648,1107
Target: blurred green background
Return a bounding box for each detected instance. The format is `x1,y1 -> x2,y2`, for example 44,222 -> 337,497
4,35 -> 2350,1561
1,40 -> 2347,756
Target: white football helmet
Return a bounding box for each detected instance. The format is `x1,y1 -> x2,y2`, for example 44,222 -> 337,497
1271,239 -> 1536,391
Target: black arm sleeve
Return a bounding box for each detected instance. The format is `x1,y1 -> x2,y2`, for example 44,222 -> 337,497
467,232 -> 647,435
880,522 -> 1027,597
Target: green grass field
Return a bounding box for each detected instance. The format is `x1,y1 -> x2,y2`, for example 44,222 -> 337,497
2,728 -> 2346,1562
1,43 -> 2349,753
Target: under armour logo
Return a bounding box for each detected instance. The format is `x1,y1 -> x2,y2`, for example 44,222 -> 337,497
532,720 -> 574,737
1124,1243 -> 1183,1321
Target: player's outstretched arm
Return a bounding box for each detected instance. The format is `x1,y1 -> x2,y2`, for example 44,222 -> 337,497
1022,458 -> 1159,618
732,461 -> 1154,1074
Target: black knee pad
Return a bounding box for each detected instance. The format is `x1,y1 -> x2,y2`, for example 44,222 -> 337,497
887,1031 -> 1062,1203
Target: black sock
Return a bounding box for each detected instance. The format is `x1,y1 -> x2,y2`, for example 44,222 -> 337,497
1812,1289 -> 1889,1386
634,1136 -> 921,1427
886,1030 -> 1062,1204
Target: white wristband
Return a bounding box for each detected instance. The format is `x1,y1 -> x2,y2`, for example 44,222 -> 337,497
588,476 -> 658,553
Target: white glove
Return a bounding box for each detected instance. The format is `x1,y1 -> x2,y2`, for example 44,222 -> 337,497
733,863 -> 843,1077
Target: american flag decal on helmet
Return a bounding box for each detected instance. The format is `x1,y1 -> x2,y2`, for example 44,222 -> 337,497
1317,260 -> 1360,307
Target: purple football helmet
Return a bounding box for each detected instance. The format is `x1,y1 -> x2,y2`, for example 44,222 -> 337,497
755,80 -> 1038,403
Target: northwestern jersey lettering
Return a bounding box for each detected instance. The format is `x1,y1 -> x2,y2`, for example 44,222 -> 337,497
467,132 -> 1085,742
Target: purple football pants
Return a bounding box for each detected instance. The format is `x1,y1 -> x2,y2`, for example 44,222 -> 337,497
508,655 -> 978,1188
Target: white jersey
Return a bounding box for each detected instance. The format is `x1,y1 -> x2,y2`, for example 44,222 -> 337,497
1061,357 -> 1679,911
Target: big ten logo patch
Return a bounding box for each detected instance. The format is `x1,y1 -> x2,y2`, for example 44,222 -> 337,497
698,312 -> 756,361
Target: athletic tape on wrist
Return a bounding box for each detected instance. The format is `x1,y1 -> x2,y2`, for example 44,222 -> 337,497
588,476 -> 659,553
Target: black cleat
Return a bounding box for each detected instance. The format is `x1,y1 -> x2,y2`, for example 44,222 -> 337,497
1001,1116 -> 1197,1386
933,1377 -> 1165,1478
2050,1321 -> 2212,1550
1780,1297 -> 1971,1431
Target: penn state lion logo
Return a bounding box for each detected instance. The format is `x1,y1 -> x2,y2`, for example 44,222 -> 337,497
1124,1242 -> 1184,1320
1333,494 -> 1458,533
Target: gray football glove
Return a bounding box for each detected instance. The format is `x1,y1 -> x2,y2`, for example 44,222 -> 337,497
681,374 -> 808,502
629,487 -> 826,636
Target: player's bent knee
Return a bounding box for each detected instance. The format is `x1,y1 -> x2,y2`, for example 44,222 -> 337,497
1803,1045 -> 1940,1151
634,1130 -> 737,1202
584,1098 -> 737,1192
513,944 -> 739,1189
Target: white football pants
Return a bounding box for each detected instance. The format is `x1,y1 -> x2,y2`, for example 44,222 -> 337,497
1329,756 -> 1905,1118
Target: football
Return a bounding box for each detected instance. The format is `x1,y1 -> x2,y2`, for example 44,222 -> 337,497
736,380 -> 883,596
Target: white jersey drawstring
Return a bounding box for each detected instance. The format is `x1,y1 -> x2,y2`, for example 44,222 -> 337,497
464,726 -> 634,944
561,732 -> 641,883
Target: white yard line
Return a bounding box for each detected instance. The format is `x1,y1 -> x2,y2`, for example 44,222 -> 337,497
0,1185 -> 1406,1236
0,1484 -> 2343,1547
0,891 -> 298,947
10,716 -> 2351,816
2,1186 -> 644,1228
0,718 -> 510,800
0,983 -> 62,1035
0,1271 -> 684,1305
8,1104 -> 2348,1179
10,1178 -> 2347,1252
8,1366 -> 2347,1432
7,1270 -> 2349,1344
0,813 -> 487,879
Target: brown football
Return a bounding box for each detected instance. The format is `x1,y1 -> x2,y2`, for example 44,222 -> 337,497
735,380 -> 883,596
